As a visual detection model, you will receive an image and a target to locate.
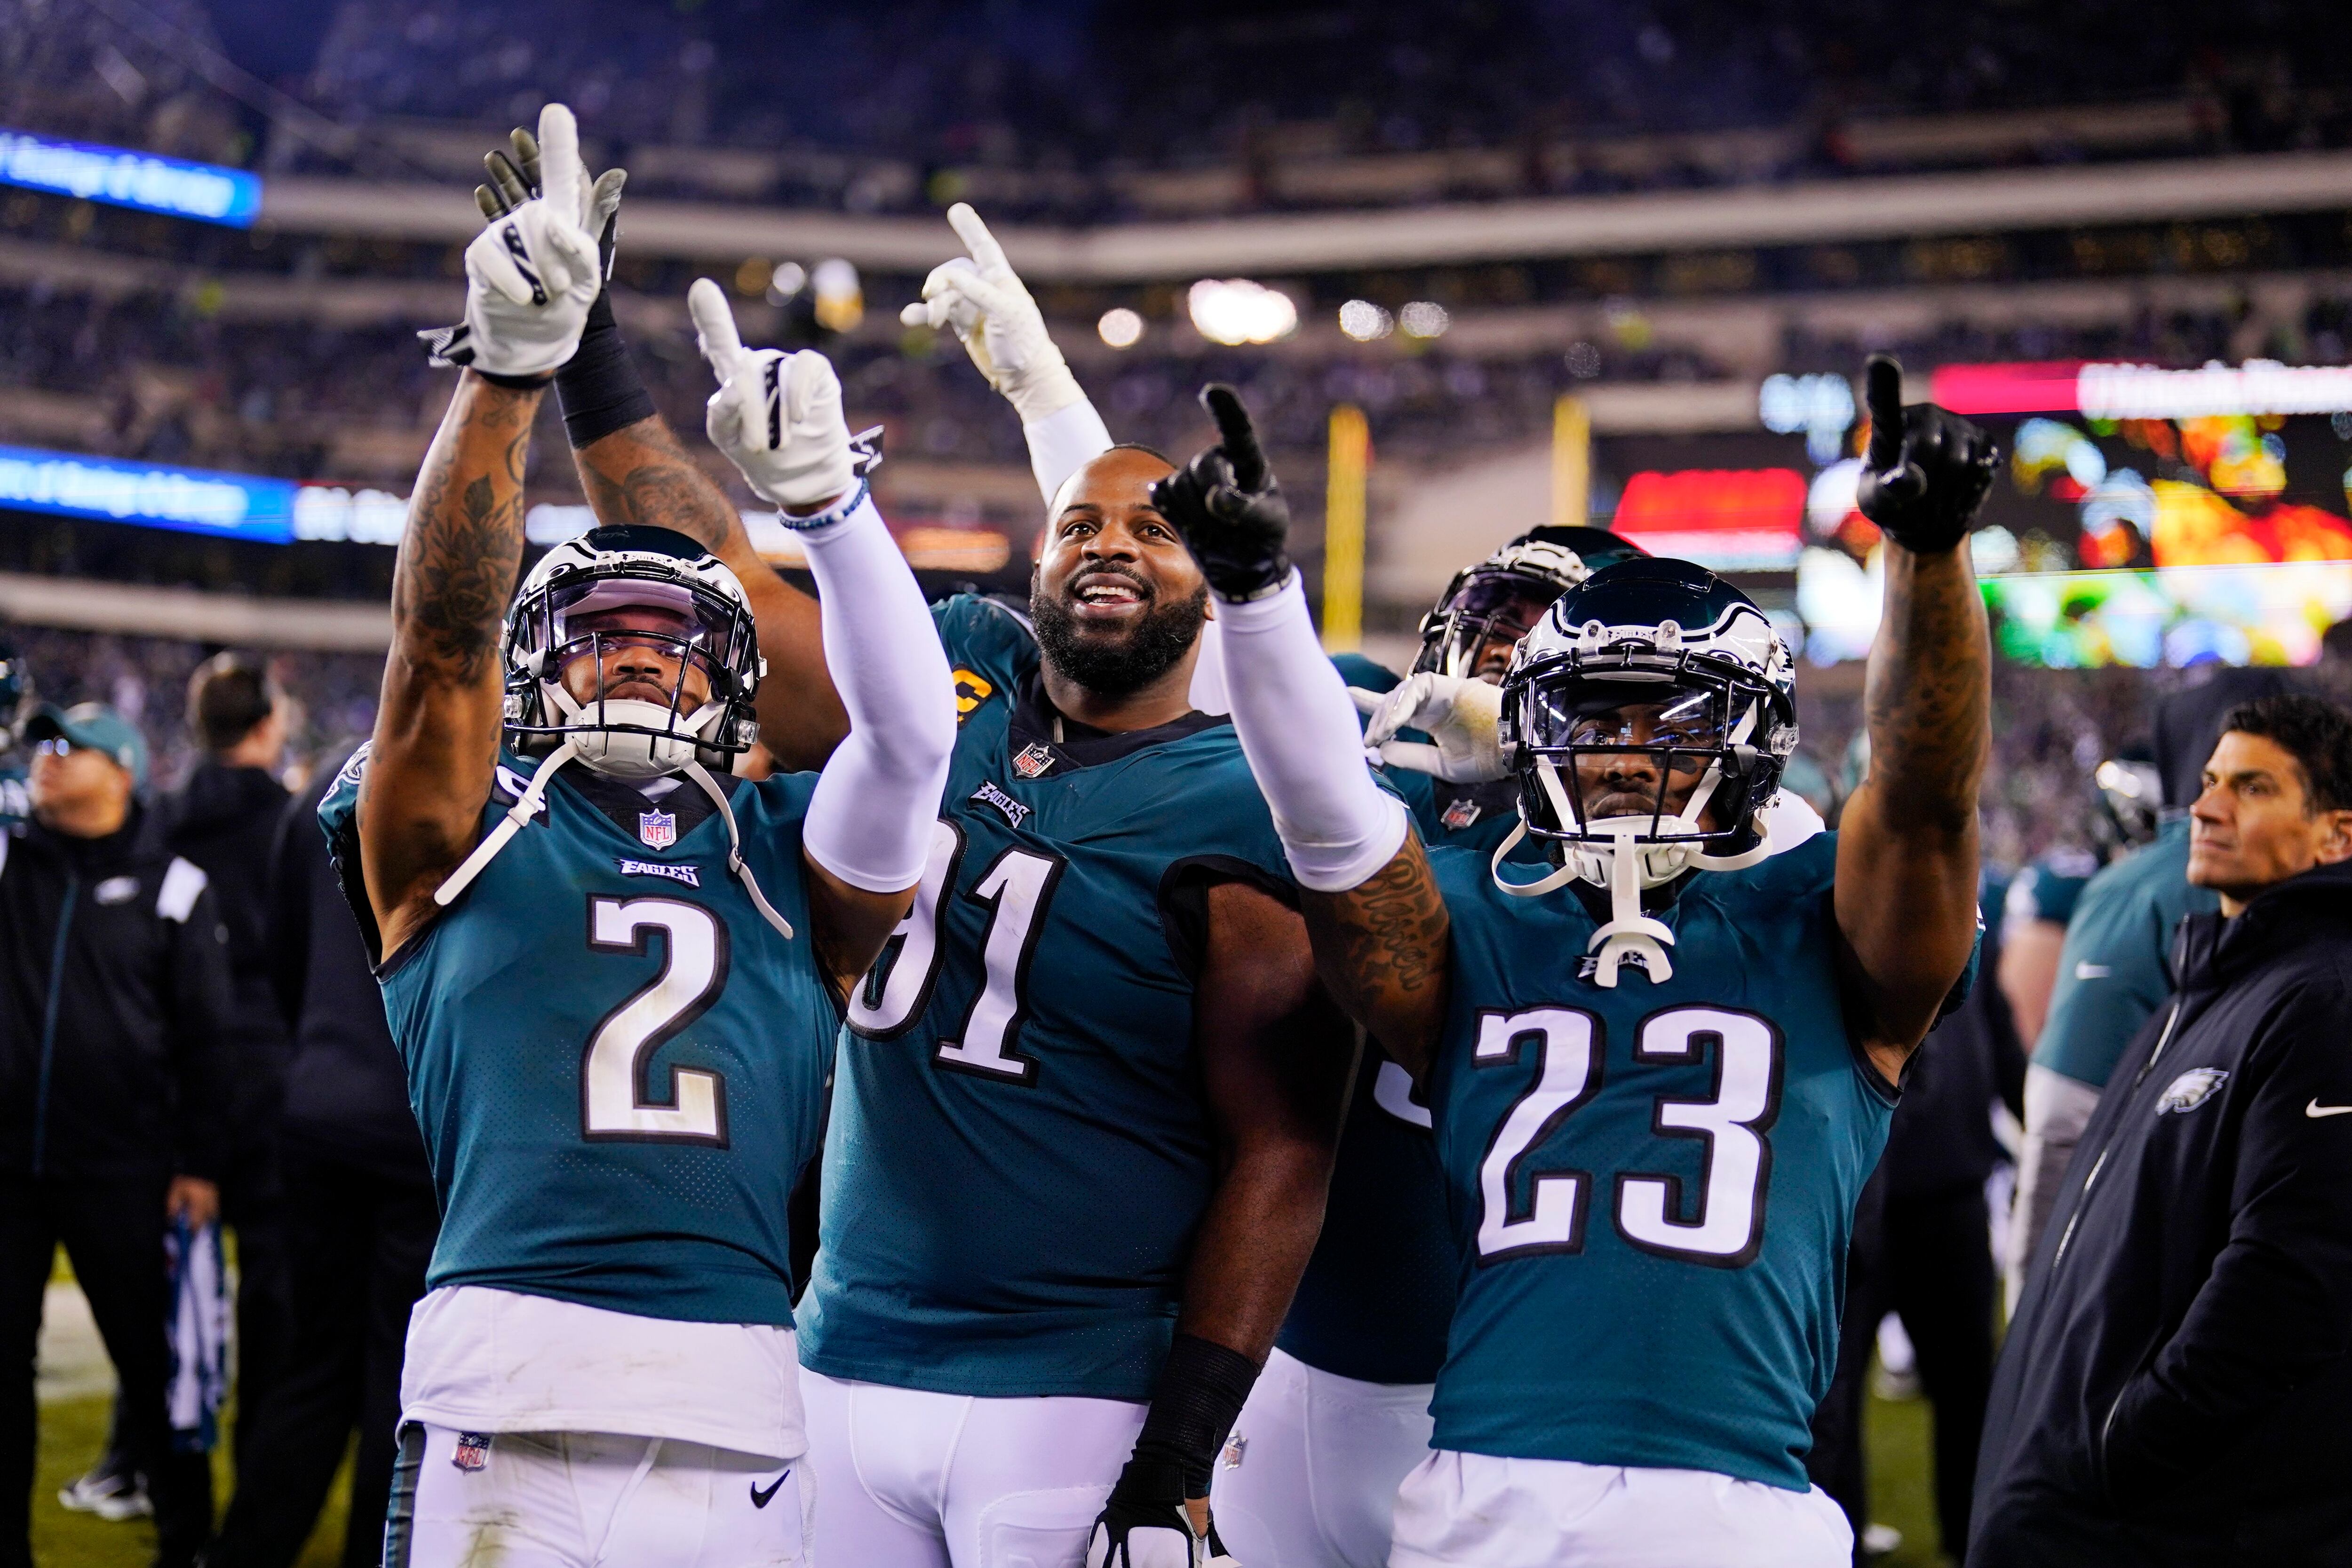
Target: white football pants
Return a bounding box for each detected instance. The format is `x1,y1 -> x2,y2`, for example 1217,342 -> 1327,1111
797,1367 -> 1145,1568
1209,1347 -> 1432,1568
1389,1449 -> 1852,1568
383,1422 -> 810,1568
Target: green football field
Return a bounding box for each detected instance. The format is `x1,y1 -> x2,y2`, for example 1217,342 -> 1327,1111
27,1385 -> 1949,1568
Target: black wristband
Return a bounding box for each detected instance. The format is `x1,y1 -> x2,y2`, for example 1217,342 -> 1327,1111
1130,1333 -> 1261,1498
555,289 -> 656,449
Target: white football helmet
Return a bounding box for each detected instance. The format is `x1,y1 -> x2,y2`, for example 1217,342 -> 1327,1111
1491,557 -> 1799,984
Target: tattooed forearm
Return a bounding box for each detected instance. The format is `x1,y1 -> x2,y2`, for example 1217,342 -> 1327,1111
575,415 -> 746,555
1862,543 -> 1989,833
1302,835 -> 1451,1079
390,377 -> 540,684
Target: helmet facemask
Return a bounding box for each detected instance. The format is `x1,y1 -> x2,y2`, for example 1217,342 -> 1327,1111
505,571 -> 760,781
429,528 -> 795,942
1491,581 -> 1798,986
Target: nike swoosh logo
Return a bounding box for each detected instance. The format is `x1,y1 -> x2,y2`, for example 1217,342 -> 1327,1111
750,1471 -> 789,1509
2308,1101 -> 2352,1119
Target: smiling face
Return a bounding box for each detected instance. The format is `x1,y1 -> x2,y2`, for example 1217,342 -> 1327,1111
1029,447 -> 1209,698
555,602 -> 713,717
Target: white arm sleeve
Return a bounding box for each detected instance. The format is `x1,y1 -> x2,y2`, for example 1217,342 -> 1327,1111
1024,396 -> 1114,507
1216,572 -> 1408,893
800,494 -> 958,893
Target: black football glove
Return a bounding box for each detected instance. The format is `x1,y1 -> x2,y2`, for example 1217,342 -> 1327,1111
1854,353 -> 2000,554
1152,384 -> 1292,602
1085,1457 -> 1216,1568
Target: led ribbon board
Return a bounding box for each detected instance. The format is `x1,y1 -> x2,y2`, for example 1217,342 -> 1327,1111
0,129 -> 262,227
0,445 -> 295,542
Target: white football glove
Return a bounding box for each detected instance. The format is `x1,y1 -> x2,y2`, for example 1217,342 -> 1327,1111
689,278 -> 856,513
898,202 -> 1083,425
1352,673 -> 1510,783
437,103 -> 603,379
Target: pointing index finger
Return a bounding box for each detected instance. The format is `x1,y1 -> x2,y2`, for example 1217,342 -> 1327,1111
946,203 -> 1009,274
687,277 -> 746,367
1864,354 -> 1905,474
535,102 -> 584,222
1200,384 -> 1265,489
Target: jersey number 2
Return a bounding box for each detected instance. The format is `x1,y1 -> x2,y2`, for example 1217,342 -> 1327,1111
581,896 -> 730,1146
849,819 -> 1064,1085
1475,1005 -> 1780,1267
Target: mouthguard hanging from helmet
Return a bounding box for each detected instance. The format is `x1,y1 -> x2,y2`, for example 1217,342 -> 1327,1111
1490,558 -> 1799,986
429,524 -> 792,936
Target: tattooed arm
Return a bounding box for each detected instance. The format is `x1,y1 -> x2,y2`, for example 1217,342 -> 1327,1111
1834,535 -> 1992,1084
1300,837 -> 1454,1083
360,372 -> 539,959
571,416 -> 848,770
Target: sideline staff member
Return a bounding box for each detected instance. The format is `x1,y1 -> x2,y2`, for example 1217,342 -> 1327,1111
0,704 -> 235,1568
1973,694 -> 2352,1564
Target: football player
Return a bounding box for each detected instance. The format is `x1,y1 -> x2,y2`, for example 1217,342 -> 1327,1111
769,206 -> 1356,1568
1212,526 -> 1644,1568
326,103 -> 956,1568
1160,362 -> 1992,1566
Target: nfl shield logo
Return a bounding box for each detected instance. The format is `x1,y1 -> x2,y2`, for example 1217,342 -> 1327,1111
1012,743 -> 1056,779
1439,796 -> 1484,832
638,809 -> 677,849
452,1433 -> 492,1472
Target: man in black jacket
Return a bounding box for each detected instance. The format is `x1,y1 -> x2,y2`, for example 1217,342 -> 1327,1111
203,755 -> 437,1568
155,657 -> 293,1482
1971,693 -> 2352,1566
0,703 -> 235,1568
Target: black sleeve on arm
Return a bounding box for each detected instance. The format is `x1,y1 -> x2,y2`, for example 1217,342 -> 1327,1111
2101,982 -> 2352,1503
165,882 -> 238,1181
555,290 -> 657,449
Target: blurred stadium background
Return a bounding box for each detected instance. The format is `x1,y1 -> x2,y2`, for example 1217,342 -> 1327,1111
9,2 -> 2352,1559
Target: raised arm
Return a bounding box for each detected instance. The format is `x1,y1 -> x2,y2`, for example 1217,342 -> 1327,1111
364,104 -> 604,956
1835,355 -> 1996,1083
689,282 -> 957,991
1151,387 -> 1446,1074
361,371 -> 542,955
467,121 -> 851,772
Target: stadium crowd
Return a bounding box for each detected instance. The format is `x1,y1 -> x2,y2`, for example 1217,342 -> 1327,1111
8,8 -> 2352,1566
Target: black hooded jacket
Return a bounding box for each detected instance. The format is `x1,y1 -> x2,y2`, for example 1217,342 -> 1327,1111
0,807 -> 235,1181
158,760 -> 294,1140
1971,857 -> 2352,1567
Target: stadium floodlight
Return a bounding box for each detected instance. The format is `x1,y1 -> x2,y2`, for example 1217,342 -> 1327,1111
812,258 -> 863,333
1187,279 -> 1298,346
1338,300 -> 1394,342
1398,301 -> 1451,339
0,129 -> 261,228
1097,308 -> 1144,348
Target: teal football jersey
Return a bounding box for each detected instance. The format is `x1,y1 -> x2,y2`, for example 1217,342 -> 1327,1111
319,746 -> 839,1326
0,761 -> 25,828
2035,819 -> 2218,1090
1427,831 -> 1893,1489
796,596 -> 1296,1401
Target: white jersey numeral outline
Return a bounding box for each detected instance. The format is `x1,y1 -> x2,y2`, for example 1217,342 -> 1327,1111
846,817 -> 1065,1085
848,818 -> 965,1038
580,895 -> 730,1145
1614,1007 -> 1782,1266
932,846 -> 1064,1082
1472,1007 -> 1601,1260
1471,1003 -> 1785,1267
